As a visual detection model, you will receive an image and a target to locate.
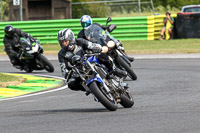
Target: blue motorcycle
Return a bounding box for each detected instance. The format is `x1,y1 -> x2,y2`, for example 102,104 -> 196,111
65,52 -> 134,111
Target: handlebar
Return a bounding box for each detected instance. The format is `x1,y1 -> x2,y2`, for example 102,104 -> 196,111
83,52 -> 101,57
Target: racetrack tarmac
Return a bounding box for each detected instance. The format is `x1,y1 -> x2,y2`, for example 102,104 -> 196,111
0,55 -> 200,133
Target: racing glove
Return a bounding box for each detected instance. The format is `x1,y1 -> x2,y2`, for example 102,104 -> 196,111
25,33 -> 36,42
87,42 -> 102,53
29,37 -> 36,42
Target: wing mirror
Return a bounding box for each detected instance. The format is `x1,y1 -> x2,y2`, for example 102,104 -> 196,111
106,17 -> 112,26
107,24 -> 117,33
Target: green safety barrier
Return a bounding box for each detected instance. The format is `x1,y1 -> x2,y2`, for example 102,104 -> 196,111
0,17 -> 148,45
0,15 -> 177,46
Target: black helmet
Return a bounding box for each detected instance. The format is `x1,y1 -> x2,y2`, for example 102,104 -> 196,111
57,28 -> 75,51
4,25 -> 14,37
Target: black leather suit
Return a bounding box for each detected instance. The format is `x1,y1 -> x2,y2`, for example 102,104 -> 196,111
77,23 -> 113,71
3,28 -> 33,66
58,38 -> 100,91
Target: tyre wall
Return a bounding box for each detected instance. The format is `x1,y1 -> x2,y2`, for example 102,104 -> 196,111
176,13 -> 200,38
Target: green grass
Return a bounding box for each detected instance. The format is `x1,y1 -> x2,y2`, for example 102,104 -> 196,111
1,39 -> 200,55
0,73 -> 21,82
122,39 -> 200,54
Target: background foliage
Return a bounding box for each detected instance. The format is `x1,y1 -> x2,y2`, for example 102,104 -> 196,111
71,0 -> 200,18
153,0 -> 200,9
1,0 -> 200,20
0,0 -> 8,21
72,0 -> 106,18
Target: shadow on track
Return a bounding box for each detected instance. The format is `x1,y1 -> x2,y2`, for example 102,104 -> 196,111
19,107 -> 125,115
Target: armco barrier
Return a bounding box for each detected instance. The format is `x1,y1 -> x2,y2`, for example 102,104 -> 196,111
0,15 -> 177,46
0,17 -> 148,46
176,13 -> 200,38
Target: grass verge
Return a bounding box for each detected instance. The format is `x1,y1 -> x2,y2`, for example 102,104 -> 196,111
0,39 -> 200,55
0,73 -> 25,88
123,39 -> 200,54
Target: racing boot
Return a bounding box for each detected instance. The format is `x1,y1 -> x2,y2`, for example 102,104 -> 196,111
113,68 -> 127,78
126,56 -> 134,62
24,65 -> 33,73
106,74 -> 115,79
120,48 -> 134,62
13,65 -> 23,70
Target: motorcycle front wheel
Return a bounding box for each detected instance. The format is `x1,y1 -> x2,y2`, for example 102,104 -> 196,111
37,54 -> 54,72
88,81 -> 118,111
116,56 -> 137,80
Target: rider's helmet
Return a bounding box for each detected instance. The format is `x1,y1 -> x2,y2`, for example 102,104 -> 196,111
57,28 -> 75,51
80,15 -> 92,29
4,25 -> 15,38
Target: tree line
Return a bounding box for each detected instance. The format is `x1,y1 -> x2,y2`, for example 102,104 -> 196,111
153,0 -> 200,9
72,0 -> 200,18
1,0 -> 199,20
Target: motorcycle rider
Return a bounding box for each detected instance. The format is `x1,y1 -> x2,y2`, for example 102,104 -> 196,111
58,28 -> 127,91
3,25 -> 36,69
77,15 -> 134,62
77,15 -> 107,39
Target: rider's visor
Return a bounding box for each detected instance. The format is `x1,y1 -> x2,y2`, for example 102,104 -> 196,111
81,21 -> 91,28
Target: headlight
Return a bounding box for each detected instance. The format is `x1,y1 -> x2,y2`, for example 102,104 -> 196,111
32,43 -> 39,52
107,41 -> 115,48
26,47 -> 31,51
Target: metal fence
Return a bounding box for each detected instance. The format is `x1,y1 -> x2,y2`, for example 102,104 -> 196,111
72,0 -> 155,17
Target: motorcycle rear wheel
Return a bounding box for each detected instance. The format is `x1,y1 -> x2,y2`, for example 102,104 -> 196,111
120,91 -> 134,108
88,81 -> 118,111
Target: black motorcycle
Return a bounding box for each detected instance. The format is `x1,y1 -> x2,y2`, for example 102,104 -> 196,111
65,52 -> 134,111
15,37 -> 54,73
84,18 -> 137,80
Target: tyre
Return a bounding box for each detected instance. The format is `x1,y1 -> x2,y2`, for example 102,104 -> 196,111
120,91 -> 134,108
116,56 -> 137,80
88,81 -> 118,111
38,54 -> 54,72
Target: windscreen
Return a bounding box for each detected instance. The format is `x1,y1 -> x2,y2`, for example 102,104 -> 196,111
84,24 -> 107,44
20,37 -> 31,48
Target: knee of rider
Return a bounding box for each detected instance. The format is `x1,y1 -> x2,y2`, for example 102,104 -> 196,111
11,59 -> 18,65
68,78 -> 76,85
68,82 -> 84,91
68,79 -> 77,90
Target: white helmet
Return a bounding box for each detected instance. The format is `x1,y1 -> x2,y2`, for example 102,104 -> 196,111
80,15 -> 92,29
57,28 -> 75,51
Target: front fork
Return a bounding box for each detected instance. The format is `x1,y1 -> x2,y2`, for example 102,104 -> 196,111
86,60 -> 111,93
116,50 -> 131,66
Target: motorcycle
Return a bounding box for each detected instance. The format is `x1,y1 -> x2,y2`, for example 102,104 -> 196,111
84,17 -> 137,80
15,37 -> 54,73
65,51 -> 134,111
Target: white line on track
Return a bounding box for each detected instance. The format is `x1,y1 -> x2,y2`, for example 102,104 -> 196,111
0,74 -> 67,102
